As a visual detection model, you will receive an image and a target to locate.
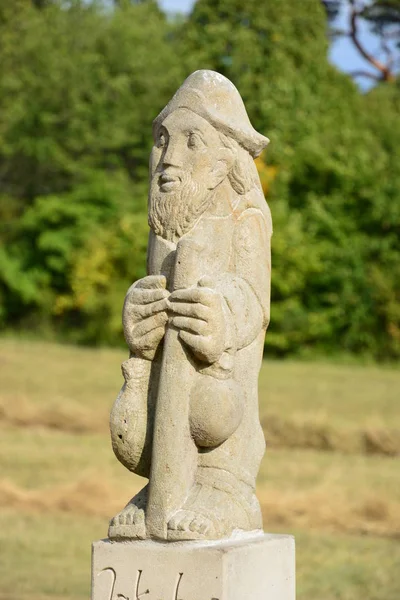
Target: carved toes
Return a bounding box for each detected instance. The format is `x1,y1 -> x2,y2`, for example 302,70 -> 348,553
108,504 -> 146,539
112,505 -> 144,527
189,515 -> 211,535
167,510 -> 214,538
168,510 -> 196,531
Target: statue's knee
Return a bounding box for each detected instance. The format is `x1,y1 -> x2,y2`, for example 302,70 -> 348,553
189,375 -> 243,448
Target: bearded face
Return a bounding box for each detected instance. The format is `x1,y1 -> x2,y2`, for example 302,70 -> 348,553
148,108 -> 232,244
149,167 -> 213,244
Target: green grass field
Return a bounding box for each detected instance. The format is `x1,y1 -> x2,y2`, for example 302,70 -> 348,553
0,338 -> 399,600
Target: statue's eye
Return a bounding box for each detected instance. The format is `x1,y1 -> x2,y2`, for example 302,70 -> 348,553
188,132 -> 203,149
157,133 -> 166,148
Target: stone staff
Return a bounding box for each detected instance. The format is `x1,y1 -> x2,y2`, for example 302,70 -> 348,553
145,244 -> 200,540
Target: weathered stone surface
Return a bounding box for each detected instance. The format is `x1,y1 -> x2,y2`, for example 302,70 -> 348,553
109,70 -> 272,541
92,534 -> 295,600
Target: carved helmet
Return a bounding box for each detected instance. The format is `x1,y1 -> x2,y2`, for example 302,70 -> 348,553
153,70 -> 269,158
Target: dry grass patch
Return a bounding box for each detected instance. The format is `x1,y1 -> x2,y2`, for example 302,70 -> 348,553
0,395 -> 108,434
2,396 -> 400,456
263,413 -> 400,456
0,475 -> 398,539
2,338 -> 400,429
258,358 -> 400,430
260,488 -> 400,539
1,339 -> 400,600
0,395 -> 105,433
0,476 -> 128,517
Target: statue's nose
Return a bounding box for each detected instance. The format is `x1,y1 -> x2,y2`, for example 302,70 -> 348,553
163,139 -> 183,168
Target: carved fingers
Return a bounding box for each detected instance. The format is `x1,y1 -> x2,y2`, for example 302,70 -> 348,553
127,295 -> 169,320
178,330 -> 217,362
123,274 -> 234,363
169,300 -> 209,337
123,275 -> 170,359
133,312 -> 169,339
168,278 -> 231,364
167,301 -> 209,320
168,285 -> 216,307
134,274 -> 167,290
125,315 -> 168,361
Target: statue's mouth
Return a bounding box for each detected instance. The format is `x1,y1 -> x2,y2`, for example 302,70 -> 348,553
159,172 -> 181,192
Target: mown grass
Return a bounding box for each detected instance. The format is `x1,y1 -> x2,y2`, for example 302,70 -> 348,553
2,338 -> 400,427
0,338 -> 399,599
0,512 -> 399,600
2,338 -> 399,454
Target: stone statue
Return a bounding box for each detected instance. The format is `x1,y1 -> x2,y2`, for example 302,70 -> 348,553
109,70 -> 272,542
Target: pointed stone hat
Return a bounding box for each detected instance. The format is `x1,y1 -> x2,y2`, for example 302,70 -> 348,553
153,70 -> 269,158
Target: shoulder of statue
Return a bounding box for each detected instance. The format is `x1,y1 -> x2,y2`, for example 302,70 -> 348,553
233,188 -> 273,238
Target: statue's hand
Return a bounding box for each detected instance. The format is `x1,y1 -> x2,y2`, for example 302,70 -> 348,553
168,277 -> 232,364
123,275 -> 169,360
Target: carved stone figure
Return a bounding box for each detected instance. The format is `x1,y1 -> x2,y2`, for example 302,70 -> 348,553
109,70 -> 272,542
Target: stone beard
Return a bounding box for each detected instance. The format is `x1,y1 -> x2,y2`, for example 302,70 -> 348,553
148,168 -> 213,244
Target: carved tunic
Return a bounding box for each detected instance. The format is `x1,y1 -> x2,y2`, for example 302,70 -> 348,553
110,186 -> 271,539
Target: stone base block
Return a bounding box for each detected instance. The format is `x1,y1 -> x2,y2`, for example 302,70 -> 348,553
92,533 -> 295,600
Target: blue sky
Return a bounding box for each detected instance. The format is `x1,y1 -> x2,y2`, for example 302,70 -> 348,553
159,0 -> 380,90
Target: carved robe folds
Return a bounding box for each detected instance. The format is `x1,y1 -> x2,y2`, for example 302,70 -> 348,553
110,189 -> 271,540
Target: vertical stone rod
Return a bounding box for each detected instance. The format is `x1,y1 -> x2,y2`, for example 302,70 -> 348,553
146,322 -> 197,539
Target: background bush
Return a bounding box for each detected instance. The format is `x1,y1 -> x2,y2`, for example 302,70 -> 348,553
0,0 -> 399,359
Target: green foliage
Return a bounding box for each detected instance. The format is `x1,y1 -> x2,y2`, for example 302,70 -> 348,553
0,0 -> 183,201
57,207 -> 149,345
0,0 -> 399,358
181,0 -> 400,358
0,0 -> 181,343
1,168 -> 149,339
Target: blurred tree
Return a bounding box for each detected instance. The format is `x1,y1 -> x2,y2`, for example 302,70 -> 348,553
0,0 -> 183,203
0,0 -> 184,340
0,0 -> 399,358
322,0 -> 400,82
32,0 -> 54,7
180,0 -> 400,358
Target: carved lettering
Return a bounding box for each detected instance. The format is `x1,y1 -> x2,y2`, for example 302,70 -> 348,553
135,570 -> 150,600
98,568 -> 217,600
174,573 -> 183,600
97,568 -> 116,600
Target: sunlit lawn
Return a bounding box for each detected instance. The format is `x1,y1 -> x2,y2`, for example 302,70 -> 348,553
0,338 -> 399,600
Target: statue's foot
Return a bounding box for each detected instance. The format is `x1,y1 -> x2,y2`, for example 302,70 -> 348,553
108,485 -> 148,540
166,480 -> 260,541
168,509 -> 216,539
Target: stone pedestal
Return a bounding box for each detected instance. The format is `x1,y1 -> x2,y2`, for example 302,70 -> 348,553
91,533 -> 295,600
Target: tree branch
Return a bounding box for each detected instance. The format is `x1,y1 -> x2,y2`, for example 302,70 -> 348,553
350,6 -> 396,81
350,69 -> 382,79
